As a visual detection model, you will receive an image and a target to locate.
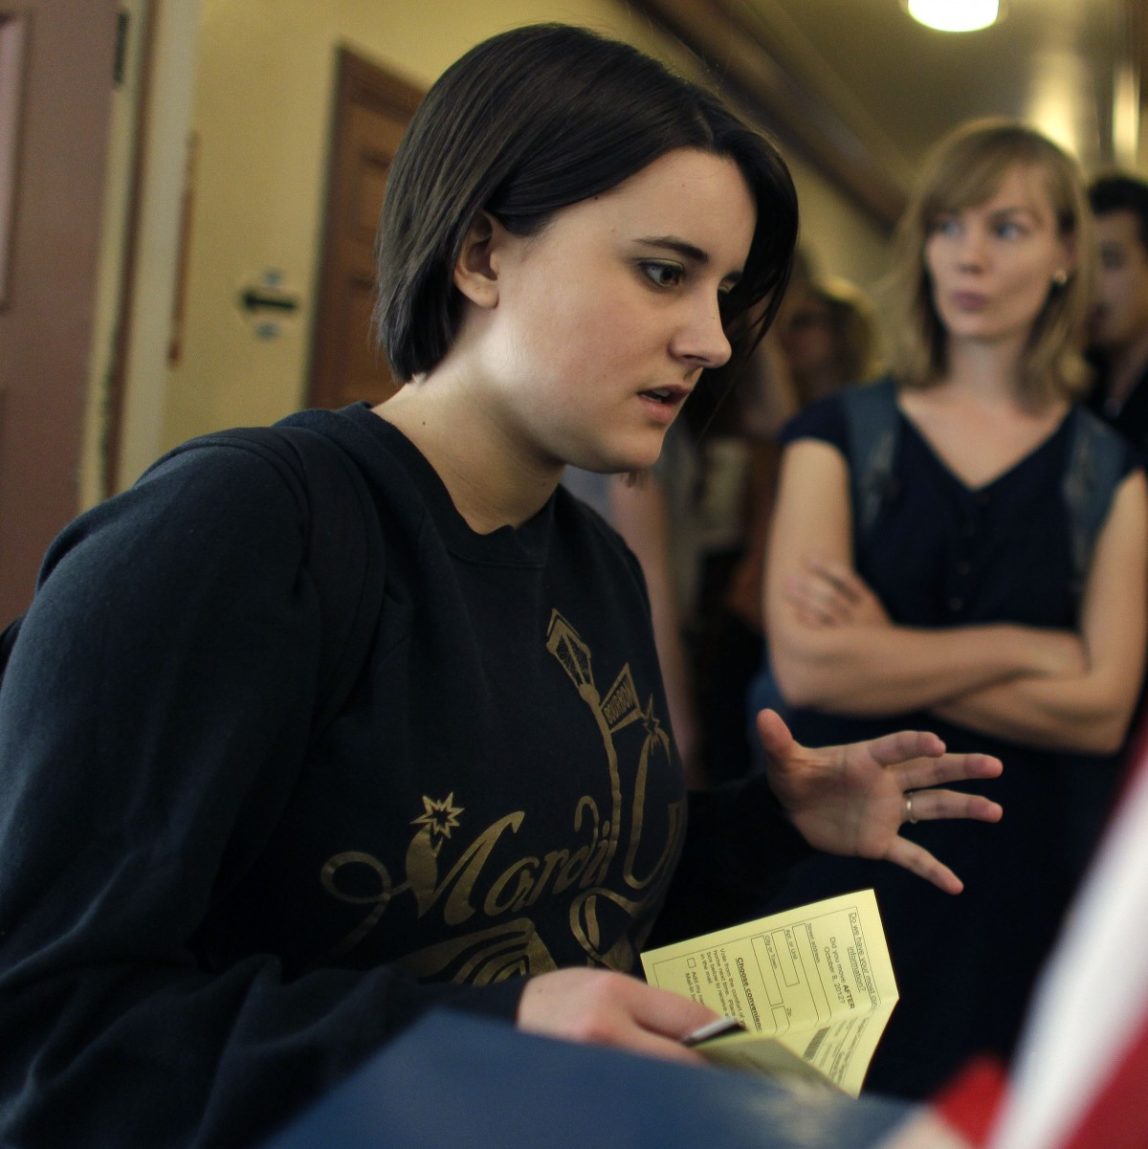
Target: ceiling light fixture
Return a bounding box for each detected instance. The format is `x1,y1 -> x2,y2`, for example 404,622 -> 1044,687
907,0 -> 1000,33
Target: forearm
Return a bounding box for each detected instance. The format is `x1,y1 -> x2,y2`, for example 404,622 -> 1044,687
933,662 -> 1140,754
939,469 -> 1148,753
765,440 -> 1079,716
769,621 -> 1079,716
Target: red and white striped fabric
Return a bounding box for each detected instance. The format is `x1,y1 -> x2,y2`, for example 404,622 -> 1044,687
881,711 -> 1148,1149
985,710 -> 1148,1148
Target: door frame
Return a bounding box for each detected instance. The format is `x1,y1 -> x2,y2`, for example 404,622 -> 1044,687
308,46 -> 422,409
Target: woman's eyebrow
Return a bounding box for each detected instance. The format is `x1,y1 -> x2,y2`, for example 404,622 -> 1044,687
986,204 -> 1040,221
636,235 -> 710,263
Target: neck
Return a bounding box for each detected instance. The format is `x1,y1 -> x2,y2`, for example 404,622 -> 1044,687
937,336 -> 1028,405
374,371 -> 560,534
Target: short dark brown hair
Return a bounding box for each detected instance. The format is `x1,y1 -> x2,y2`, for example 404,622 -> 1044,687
374,24 -> 798,382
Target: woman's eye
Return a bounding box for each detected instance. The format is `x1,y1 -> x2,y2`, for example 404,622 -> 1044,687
641,261 -> 684,288
932,217 -> 961,237
995,220 -> 1025,238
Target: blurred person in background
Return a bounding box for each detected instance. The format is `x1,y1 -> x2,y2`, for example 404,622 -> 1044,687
1085,173 -> 1148,455
739,272 -> 881,753
779,274 -> 882,408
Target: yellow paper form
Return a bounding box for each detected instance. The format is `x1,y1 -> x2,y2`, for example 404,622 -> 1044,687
640,889 -> 898,1097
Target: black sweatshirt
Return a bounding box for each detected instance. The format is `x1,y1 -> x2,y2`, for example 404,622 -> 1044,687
0,404 -> 807,1147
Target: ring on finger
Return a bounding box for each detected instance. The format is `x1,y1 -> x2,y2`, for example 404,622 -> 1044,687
904,793 -> 918,824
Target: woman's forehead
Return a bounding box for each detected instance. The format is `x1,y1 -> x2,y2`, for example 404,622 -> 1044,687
585,149 -> 757,261
928,160 -> 1054,216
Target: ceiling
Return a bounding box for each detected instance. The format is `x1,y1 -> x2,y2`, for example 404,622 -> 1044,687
631,0 -> 1146,229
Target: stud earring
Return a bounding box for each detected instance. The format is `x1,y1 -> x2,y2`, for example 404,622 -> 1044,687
1052,269 -> 1069,286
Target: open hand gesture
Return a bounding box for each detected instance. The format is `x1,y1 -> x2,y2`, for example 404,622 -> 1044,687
756,709 -> 1003,894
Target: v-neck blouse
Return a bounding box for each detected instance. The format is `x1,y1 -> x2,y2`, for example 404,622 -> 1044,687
780,388 -> 1136,633
763,382 -> 1140,1101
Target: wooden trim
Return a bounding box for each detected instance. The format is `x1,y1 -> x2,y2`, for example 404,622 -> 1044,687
0,13 -> 29,308
307,45 -> 423,406
332,43 -> 424,118
102,0 -> 156,497
628,0 -> 907,230
166,128 -> 197,365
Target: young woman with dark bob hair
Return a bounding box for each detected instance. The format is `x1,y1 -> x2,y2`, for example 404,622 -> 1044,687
0,26 -> 1003,1146
761,120 -> 1148,1098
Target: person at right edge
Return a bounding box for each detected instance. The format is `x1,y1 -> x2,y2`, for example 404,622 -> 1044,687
1085,173 -> 1148,457
759,120 -> 1148,1100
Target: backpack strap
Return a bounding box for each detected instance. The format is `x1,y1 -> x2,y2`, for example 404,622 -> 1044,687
162,425 -> 385,737
840,375 -> 901,546
0,427 -> 384,731
1062,406 -> 1127,598
0,616 -> 21,682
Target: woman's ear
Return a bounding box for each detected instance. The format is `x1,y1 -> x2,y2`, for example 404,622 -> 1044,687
453,211 -> 503,308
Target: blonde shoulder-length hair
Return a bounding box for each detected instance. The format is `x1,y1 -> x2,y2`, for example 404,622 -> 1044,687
883,118 -> 1095,406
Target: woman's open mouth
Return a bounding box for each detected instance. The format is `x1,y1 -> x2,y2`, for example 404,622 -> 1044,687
639,386 -> 687,406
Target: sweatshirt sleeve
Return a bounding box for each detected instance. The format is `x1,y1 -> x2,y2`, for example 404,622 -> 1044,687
0,443 -> 524,1149
649,773 -> 813,947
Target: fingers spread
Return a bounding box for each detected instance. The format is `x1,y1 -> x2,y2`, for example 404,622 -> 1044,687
883,837 -> 965,895
904,788 -> 1003,825
896,752 -> 1004,792
863,728 -> 947,767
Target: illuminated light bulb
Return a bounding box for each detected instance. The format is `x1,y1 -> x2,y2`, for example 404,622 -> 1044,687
907,0 -> 1000,32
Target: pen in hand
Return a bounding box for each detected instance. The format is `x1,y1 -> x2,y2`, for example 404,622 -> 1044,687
681,1017 -> 747,1047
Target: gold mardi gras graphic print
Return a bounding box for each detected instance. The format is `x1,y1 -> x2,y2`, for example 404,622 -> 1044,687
318,609 -> 686,984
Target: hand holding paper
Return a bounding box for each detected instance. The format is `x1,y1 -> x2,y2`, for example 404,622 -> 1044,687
755,709 -> 1003,894
643,890 -> 898,1097
516,966 -> 720,1065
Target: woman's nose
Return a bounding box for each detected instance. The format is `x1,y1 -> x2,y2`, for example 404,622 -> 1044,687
955,225 -> 988,269
672,297 -> 733,370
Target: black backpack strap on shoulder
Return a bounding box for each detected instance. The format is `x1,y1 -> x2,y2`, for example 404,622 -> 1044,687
840,375 -> 901,547
1062,406 -> 1127,598
168,425 -> 385,737
0,616 -> 21,682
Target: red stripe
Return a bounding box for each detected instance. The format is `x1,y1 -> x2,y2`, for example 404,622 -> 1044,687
932,1056 -> 1009,1145
1057,1010 -> 1148,1149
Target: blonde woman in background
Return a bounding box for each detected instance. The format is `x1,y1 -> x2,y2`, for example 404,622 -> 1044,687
759,120 -> 1148,1099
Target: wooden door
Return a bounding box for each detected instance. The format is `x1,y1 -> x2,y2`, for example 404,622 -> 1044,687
0,0 -> 119,617
308,48 -> 422,409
